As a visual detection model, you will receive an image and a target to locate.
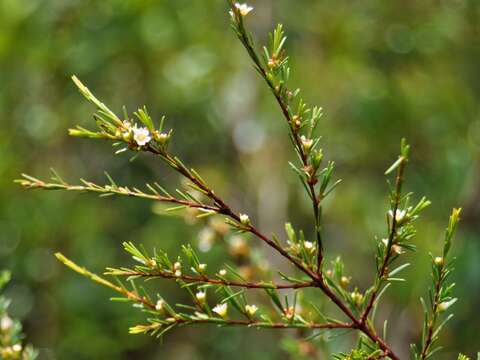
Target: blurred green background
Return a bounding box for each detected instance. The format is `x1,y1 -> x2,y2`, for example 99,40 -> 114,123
1,0 -> 479,359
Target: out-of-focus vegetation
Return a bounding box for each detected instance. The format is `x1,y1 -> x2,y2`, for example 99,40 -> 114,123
1,0 -> 478,359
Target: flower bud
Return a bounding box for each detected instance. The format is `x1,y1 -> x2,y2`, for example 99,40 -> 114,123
434,256 -> 444,266
218,269 -> 227,277
300,135 -> 313,152
196,291 -> 206,303
155,299 -> 165,312
239,213 -> 250,225
340,276 -> 350,288
245,304 -> 258,317
304,241 -> 315,254
197,263 -> 207,273
213,303 -> 228,318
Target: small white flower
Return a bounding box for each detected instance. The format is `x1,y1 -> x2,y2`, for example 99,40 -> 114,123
381,238 -> 404,254
1,315 -> 13,331
196,291 -> 206,303
239,213 -> 250,225
304,241 -> 315,253
218,269 -> 227,277
231,3 -> 253,17
245,304 -> 258,317
174,269 -> 182,277
155,299 -> 165,311
438,298 -> 457,312
212,303 -> 228,318
174,262 -> 181,270
284,306 -> 295,320
300,135 -> 313,151
133,125 -> 152,146
434,256 -> 444,266
12,344 -> 22,353
198,263 -> 207,273
388,209 -> 406,222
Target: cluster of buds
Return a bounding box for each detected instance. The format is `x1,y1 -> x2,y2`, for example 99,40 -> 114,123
0,344 -> 22,360
350,290 -> 364,307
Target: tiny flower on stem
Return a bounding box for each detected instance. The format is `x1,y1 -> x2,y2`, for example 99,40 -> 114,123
382,238 -> 404,255
284,306 -> 295,320
304,241 -> 315,253
438,298 -> 457,312
300,135 -> 313,151
245,304 -> 258,317
434,256 -> 444,266
231,3 -> 253,17
197,263 -> 207,273
213,303 -> 228,318
218,269 -> 227,277
133,126 -> 152,146
239,213 -> 250,226
388,209 -> 406,222
196,291 -> 206,303
155,299 -> 165,312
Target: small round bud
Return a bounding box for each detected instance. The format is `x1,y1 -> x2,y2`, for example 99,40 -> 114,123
174,270 -> 182,277
303,241 -> 315,253
340,276 -> 350,288
146,258 -> 157,269
218,269 -> 227,277
245,304 -> 258,317
12,344 -> 22,353
350,291 -> 363,306
196,291 -> 206,303
434,256 -> 444,266
197,263 -> 207,273
239,213 -> 250,225
174,262 -> 181,270
155,299 -> 165,311
157,132 -> 169,144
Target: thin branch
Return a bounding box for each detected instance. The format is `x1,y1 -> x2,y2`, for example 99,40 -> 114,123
107,269 -> 314,290
231,10 -> 324,271
361,156 -> 407,324
55,253 -> 156,310
15,176 -> 220,213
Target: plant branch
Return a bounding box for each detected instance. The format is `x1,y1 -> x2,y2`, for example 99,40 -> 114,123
361,155 -> 407,324
106,268 -> 314,290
